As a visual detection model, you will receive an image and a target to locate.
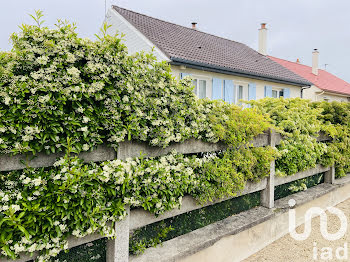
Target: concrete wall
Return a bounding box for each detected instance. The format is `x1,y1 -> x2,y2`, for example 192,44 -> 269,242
179,182 -> 350,262
172,65 -> 302,101
303,85 -> 349,102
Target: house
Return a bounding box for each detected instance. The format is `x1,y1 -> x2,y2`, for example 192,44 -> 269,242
269,51 -> 350,102
105,6 -> 312,103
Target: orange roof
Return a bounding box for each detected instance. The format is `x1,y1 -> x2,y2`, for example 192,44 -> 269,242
269,56 -> 350,96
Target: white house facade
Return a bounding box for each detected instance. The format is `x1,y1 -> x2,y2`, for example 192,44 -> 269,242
105,6 -> 312,103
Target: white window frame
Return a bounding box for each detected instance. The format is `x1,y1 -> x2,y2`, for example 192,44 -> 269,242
191,75 -> 211,99
272,88 -> 284,98
234,81 -> 249,104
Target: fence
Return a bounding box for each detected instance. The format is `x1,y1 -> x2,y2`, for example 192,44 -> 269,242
0,130 -> 334,262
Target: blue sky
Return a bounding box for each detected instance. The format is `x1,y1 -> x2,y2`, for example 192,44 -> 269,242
1,0 -> 349,82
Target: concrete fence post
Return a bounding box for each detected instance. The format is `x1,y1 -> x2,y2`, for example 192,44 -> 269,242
324,166 -> 335,184
106,206 -> 130,262
261,129 -> 275,208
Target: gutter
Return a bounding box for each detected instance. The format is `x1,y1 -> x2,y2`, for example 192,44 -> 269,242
301,86 -> 311,98
170,57 -> 312,87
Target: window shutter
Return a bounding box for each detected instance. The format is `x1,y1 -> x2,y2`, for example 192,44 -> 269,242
283,88 -> 291,98
180,73 -> 191,79
224,80 -> 235,103
248,83 -> 256,100
264,85 -> 272,97
212,78 -> 223,100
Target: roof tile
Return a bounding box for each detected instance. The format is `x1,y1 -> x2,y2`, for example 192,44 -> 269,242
269,56 -> 350,96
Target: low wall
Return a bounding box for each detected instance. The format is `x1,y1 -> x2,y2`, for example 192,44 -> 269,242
133,176 -> 350,262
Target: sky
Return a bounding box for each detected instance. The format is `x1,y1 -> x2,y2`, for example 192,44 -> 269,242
1,0 -> 349,82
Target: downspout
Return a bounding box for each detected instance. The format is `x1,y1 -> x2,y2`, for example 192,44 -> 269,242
300,86 -> 311,98
315,90 -> 326,101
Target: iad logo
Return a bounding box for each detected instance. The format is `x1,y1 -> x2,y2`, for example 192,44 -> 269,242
288,199 -> 348,260
288,199 -> 347,241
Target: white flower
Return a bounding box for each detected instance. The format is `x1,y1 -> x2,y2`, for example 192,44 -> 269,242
67,67 -> 80,77
32,178 -> 42,187
82,144 -> 89,151
52,174 -> 61,180
72,229 -> 81,237
4,96 -> 11,105
22,177 -> 31,185
80,126 -> 88,132
36,56 -> 49,65
122,96 -> 129,103
22,135 -> 33,141
17,193 -> 23,200
82,116 -> 90,123
89,82 -> 104,93
52,237 -> 60,244
13,243 -> 25,253
59,224 -> 67,232
28,243 -> 38,253
66,53 -> 76,63
76,107 -> 84,113
53,158 -> 65,167
10,205 -> 21,212
1,194 -> 9,202
38,95 -> 50,103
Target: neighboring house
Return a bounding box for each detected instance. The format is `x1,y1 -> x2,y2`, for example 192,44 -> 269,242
105,6 -> 311,103
269,51 -> 350,102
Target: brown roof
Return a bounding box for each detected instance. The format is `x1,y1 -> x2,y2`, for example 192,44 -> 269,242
113,6 -> 311,86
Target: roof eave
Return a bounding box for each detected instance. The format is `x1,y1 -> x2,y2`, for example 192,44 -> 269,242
317,89 -> 350,97
170,57 -> 312,87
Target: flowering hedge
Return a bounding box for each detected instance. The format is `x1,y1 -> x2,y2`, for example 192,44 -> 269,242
248,98 -> 350,177
0,14 -> 222,155
248,98 -> 328,176
0,144 -> 275,260
1,12 -> 350,262
0,13 -> 276,261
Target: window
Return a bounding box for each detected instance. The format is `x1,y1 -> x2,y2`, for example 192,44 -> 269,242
272,90 -> 278,98
192,79 -> 207,99
272,89 -> 284,98
238,85 -> 244,101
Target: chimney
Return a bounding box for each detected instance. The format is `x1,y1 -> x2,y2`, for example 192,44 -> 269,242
191,22 -> 197,30
258,23 -> 267,55
296,58 -> 300,63
312,49 -> 319,75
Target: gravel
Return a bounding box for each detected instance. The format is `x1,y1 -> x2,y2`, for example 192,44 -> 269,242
244,198 -> 350,262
